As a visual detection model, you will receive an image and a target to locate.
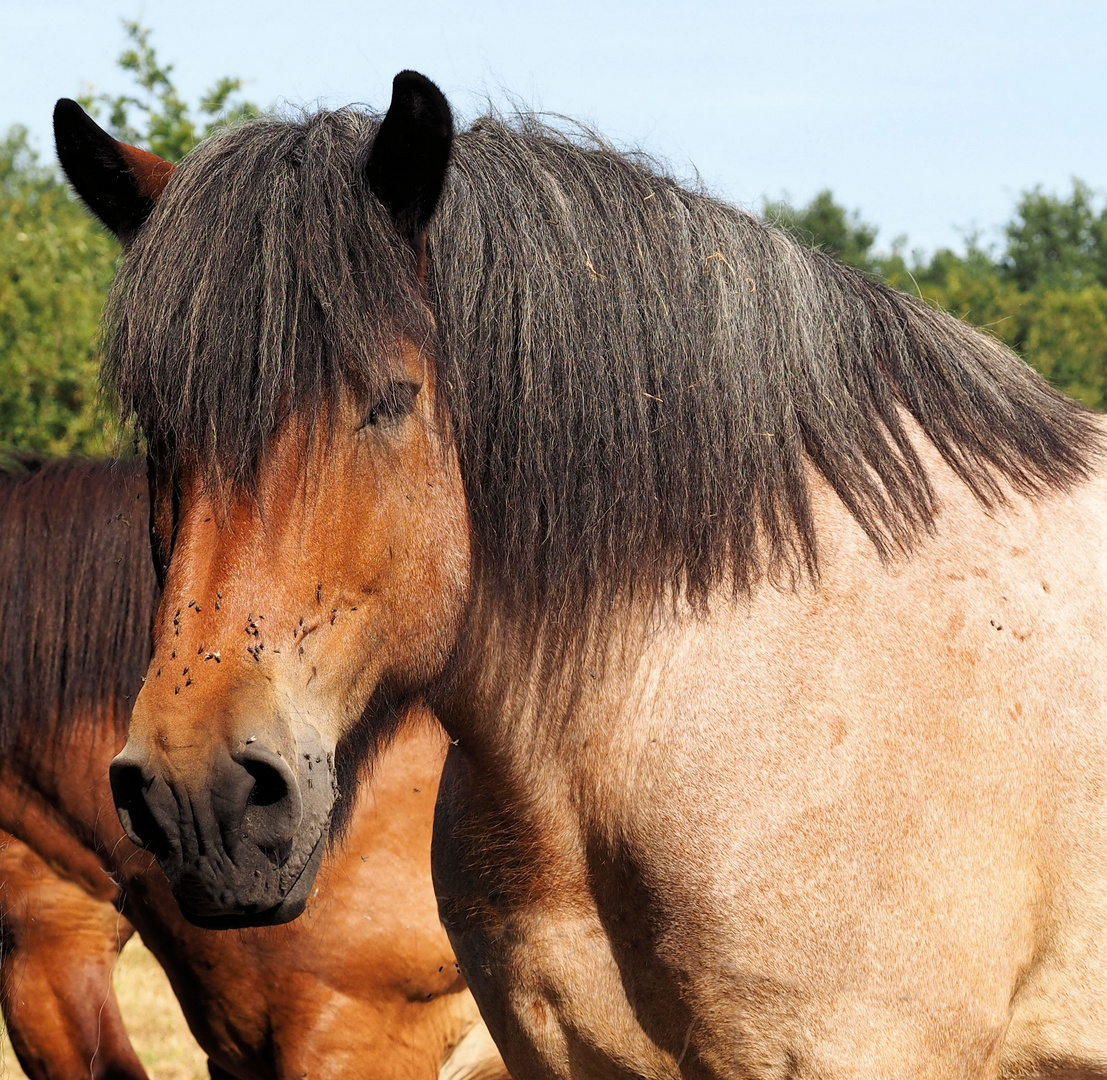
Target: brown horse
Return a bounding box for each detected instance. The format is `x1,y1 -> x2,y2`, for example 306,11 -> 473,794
55,74 -> 1107,1078
0,830 -> 146,1080
0,458 -> 505,1080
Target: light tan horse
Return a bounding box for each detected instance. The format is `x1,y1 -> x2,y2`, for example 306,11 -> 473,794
0,458 -> 506,1080
55,73 -> 1107,1078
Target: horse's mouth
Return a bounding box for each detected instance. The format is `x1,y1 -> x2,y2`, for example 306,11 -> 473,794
171,826 -> 329,929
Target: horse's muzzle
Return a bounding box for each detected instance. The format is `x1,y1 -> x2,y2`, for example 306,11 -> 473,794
109,724 -> 336,927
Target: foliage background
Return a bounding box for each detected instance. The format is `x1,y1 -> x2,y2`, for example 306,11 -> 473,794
0,23 -> 257,456
766,183 -> 1107,411
2,24 -> 1106,457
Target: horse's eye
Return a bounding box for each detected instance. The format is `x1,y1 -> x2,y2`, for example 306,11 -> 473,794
361,381 -> 420,430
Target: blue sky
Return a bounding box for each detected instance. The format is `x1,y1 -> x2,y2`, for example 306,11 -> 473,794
3,0 -> 1105,254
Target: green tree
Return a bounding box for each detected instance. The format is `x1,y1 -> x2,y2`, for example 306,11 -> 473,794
883,242 -> 1024,349
1003,180 -> 1107,292
887,235 -> 1107,408
80,20 -> 261,163
767,187 -> 1107,409
0,22 -> 262,456
1018,287 -> 1107,408
0,127 -> 119,455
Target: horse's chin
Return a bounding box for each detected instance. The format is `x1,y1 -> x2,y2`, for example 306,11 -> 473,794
169,826 -> 329,929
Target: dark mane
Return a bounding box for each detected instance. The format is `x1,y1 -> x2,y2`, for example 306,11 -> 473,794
0,459 -> 156,753
103,108 -> 1099,622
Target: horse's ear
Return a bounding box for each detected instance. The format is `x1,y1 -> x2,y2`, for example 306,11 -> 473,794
365,71 -> 453,250
53,98 -> 175,245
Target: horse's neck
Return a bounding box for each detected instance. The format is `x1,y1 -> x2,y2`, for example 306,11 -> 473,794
2,723 -> 128,867
428,450 -> 1037,827
432,587 -> 699,826
0,748 -> 123,902
436,439 -> 1107,814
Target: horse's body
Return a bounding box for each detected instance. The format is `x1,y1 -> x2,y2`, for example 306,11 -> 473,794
0,459 -> 506,1080
54,75 -> 1107,1077
434,437 -> 1107,1078
0,830 -> 147,1080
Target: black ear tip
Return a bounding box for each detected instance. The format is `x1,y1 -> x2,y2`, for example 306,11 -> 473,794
390,70 -> 451,129
53,98 -> 102,156
53,98 -> 84,133
392,69 -> 442,96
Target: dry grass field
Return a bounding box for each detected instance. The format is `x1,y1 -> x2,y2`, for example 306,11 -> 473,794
0,937 -> 207,1080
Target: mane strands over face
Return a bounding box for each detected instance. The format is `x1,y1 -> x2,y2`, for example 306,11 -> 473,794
105,106 -> 1099,629
104,110 -> 432,483
0,459 -> 157,753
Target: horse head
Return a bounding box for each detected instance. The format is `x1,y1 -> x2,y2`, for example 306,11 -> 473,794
55,73 -> 471,926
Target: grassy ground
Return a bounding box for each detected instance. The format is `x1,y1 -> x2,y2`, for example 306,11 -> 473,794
0,937 -> 208,1080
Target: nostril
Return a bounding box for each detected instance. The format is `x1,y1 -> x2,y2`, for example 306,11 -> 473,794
108,759 -> 173,860
242,757 -> 289,809
234,746 -> 303,849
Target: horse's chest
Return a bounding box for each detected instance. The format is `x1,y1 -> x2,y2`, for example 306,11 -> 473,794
432,747 -> 700,1079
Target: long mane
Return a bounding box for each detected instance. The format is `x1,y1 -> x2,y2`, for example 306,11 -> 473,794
0,458 -> 156,753
103,108 -> 1099,623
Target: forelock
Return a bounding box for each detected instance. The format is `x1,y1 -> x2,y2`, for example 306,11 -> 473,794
103,108 -> 433,483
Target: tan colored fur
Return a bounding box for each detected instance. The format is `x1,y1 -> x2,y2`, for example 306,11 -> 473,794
131,362 -> 1107,1077
430,425 -> 1107,1078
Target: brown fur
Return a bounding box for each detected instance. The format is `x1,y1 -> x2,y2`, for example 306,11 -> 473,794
0,834 -> 145,1080
0,458 -> 505,1080
0,458 -> 154,753
116,143 -> 175,202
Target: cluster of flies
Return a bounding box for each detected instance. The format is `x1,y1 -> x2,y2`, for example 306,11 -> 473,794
148,584 -> 363,694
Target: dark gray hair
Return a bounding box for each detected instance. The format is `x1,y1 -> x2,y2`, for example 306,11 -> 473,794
103,107 -> 1099,627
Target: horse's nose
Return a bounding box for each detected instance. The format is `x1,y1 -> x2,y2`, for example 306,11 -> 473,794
110,723 -> 332,925
232,742 -> 303,848
110,739 -> 304,859
109,746 -> 175,858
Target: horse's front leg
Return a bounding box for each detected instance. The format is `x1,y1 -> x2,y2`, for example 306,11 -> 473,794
0,834 -> 148,1080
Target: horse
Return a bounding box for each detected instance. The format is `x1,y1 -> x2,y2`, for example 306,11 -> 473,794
0,829 -> 147,1080
53,73 -> 1107,1078
0,457 -> 506,1080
